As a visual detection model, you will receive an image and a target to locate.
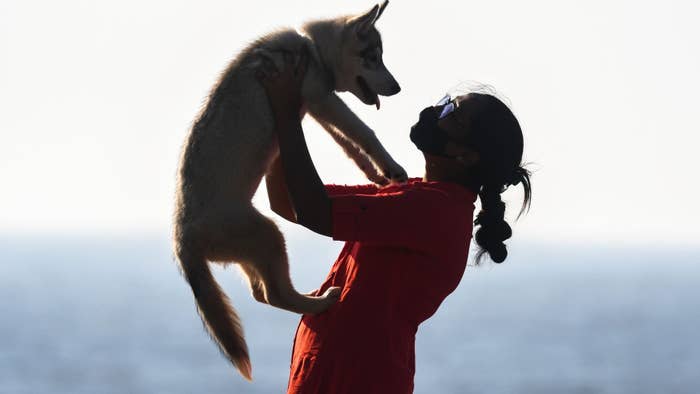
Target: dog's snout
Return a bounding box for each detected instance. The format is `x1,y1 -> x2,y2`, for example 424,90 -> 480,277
388,81 -> 401,96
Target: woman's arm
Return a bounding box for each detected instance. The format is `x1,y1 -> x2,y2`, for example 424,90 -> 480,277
258,52 -> 332,236
265,155 -> 297,223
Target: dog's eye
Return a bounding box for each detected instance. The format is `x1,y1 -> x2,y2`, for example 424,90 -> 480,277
362,52 -> 379,65
359,47 -> 378,64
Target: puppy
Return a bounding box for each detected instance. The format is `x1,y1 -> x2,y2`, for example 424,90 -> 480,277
174,1 -> 405,380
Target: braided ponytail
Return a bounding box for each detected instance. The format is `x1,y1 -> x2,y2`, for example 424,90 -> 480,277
474,187 -> 511,263
473,166 -> 531,264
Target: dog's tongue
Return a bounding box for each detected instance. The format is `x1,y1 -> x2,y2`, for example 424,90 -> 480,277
375,96 -> 381,110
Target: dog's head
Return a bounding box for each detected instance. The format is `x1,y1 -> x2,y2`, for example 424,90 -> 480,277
335,1 -> 400,109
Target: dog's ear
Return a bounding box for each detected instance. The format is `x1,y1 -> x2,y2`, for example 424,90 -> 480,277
349,1 -> 389,38
375,0 -> 389,23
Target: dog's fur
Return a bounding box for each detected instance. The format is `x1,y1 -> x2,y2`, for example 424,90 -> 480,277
173,1 -> 405,380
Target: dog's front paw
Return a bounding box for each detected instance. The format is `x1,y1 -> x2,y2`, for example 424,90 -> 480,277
366,171 -> 389,186
382,163 -> 408,184
357,162 -> 389,185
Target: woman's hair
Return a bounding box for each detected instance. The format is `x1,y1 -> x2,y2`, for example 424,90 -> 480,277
450,85 -> 531,264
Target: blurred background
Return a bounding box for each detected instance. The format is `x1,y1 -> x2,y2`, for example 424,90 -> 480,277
1,0 -> 698,393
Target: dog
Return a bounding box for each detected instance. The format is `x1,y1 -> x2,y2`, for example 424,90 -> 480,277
173,1 -> 405,380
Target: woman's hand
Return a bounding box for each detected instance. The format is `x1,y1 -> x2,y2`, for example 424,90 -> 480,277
256,50 -> 309,125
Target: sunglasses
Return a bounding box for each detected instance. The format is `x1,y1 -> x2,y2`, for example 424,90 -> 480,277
436,95 -> 457,120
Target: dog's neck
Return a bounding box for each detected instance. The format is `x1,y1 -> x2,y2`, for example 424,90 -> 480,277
300,19 -> 344,90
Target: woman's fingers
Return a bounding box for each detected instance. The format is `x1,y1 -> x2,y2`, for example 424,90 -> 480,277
263,56 -> 279,75
282,51 -> 295,69
257,50 -> 308,80
295,49 -> 309,79
255,56 -> 279,83
255,49 -> 308,100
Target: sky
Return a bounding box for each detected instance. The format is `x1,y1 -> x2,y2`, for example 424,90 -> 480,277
1,0 -> 698,246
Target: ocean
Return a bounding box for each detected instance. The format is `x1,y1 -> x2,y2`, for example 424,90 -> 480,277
1,234 -> 698,394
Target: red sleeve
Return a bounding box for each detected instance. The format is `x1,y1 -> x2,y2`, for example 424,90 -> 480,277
330,186 -> 455,253
325,183 -> 379,197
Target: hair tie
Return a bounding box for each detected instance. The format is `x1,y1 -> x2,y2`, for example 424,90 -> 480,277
507,169 -> 523,186
474,195 -> 505,226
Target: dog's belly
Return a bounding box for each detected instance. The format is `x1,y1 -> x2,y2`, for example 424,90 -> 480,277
177,117 -> 277,223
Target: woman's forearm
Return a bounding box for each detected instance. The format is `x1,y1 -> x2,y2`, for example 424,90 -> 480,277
265,155 -> 297,223
276,117 -> 332,236
256,50 -> 330,234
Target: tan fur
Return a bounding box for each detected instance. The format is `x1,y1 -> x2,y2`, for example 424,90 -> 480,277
173,1 -> 403,380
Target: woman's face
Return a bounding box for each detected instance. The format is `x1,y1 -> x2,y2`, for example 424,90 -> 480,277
437,94 -> 473,144
422,94 -> 481,181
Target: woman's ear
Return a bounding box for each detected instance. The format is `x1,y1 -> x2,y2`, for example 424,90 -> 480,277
455,147 -> 480,167
444,142 -> 479,163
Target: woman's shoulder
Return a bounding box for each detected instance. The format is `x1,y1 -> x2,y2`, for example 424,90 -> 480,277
380,177 -> 477,202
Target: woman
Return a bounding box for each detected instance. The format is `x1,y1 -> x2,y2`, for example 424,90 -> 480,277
257,53 -> 531,393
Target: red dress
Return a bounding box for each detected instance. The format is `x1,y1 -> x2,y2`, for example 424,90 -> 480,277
287,178 -> 476,394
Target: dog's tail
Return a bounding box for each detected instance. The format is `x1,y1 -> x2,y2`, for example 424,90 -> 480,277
176,244 -> 252,381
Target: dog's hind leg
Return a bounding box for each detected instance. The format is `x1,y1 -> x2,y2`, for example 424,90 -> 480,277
239,264 -> 267,304
207,207 -> 340,315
